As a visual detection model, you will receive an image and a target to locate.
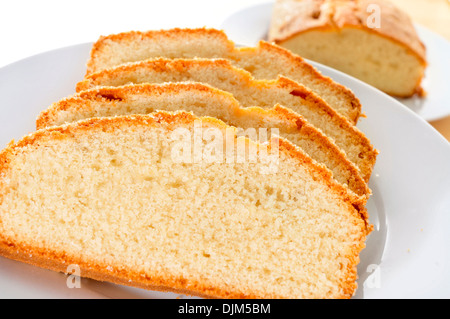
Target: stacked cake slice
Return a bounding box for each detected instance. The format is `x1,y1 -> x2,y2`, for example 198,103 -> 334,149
0,28 -> 377,299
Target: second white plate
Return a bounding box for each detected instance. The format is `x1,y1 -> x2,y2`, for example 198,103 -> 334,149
221,1 -> 450,121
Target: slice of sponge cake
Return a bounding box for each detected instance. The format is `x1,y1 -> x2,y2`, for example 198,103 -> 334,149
77,58 -> 378,182
84,27 -> 362,124
37,82 -> 370,198
0,111 -> 370,299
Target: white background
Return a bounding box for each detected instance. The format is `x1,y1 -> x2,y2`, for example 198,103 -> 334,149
0,0 -> 265,68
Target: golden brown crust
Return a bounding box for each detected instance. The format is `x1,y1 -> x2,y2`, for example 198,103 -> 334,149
85,27 -> 361,123
0,236 -> 265,299
0,111 -> 369,299
0,218 -> 364,299
269,0 -> 427,97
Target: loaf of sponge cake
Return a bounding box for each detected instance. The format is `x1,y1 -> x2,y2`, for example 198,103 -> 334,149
0,112 -> 370,299
269,0 -> 427,97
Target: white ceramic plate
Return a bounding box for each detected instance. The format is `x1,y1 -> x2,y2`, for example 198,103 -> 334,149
0,42 -> 450,299
221,1 -> 450,122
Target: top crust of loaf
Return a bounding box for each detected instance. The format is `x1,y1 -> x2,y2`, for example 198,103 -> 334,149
84,27 -> 362,124
269,0 -> 426,65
